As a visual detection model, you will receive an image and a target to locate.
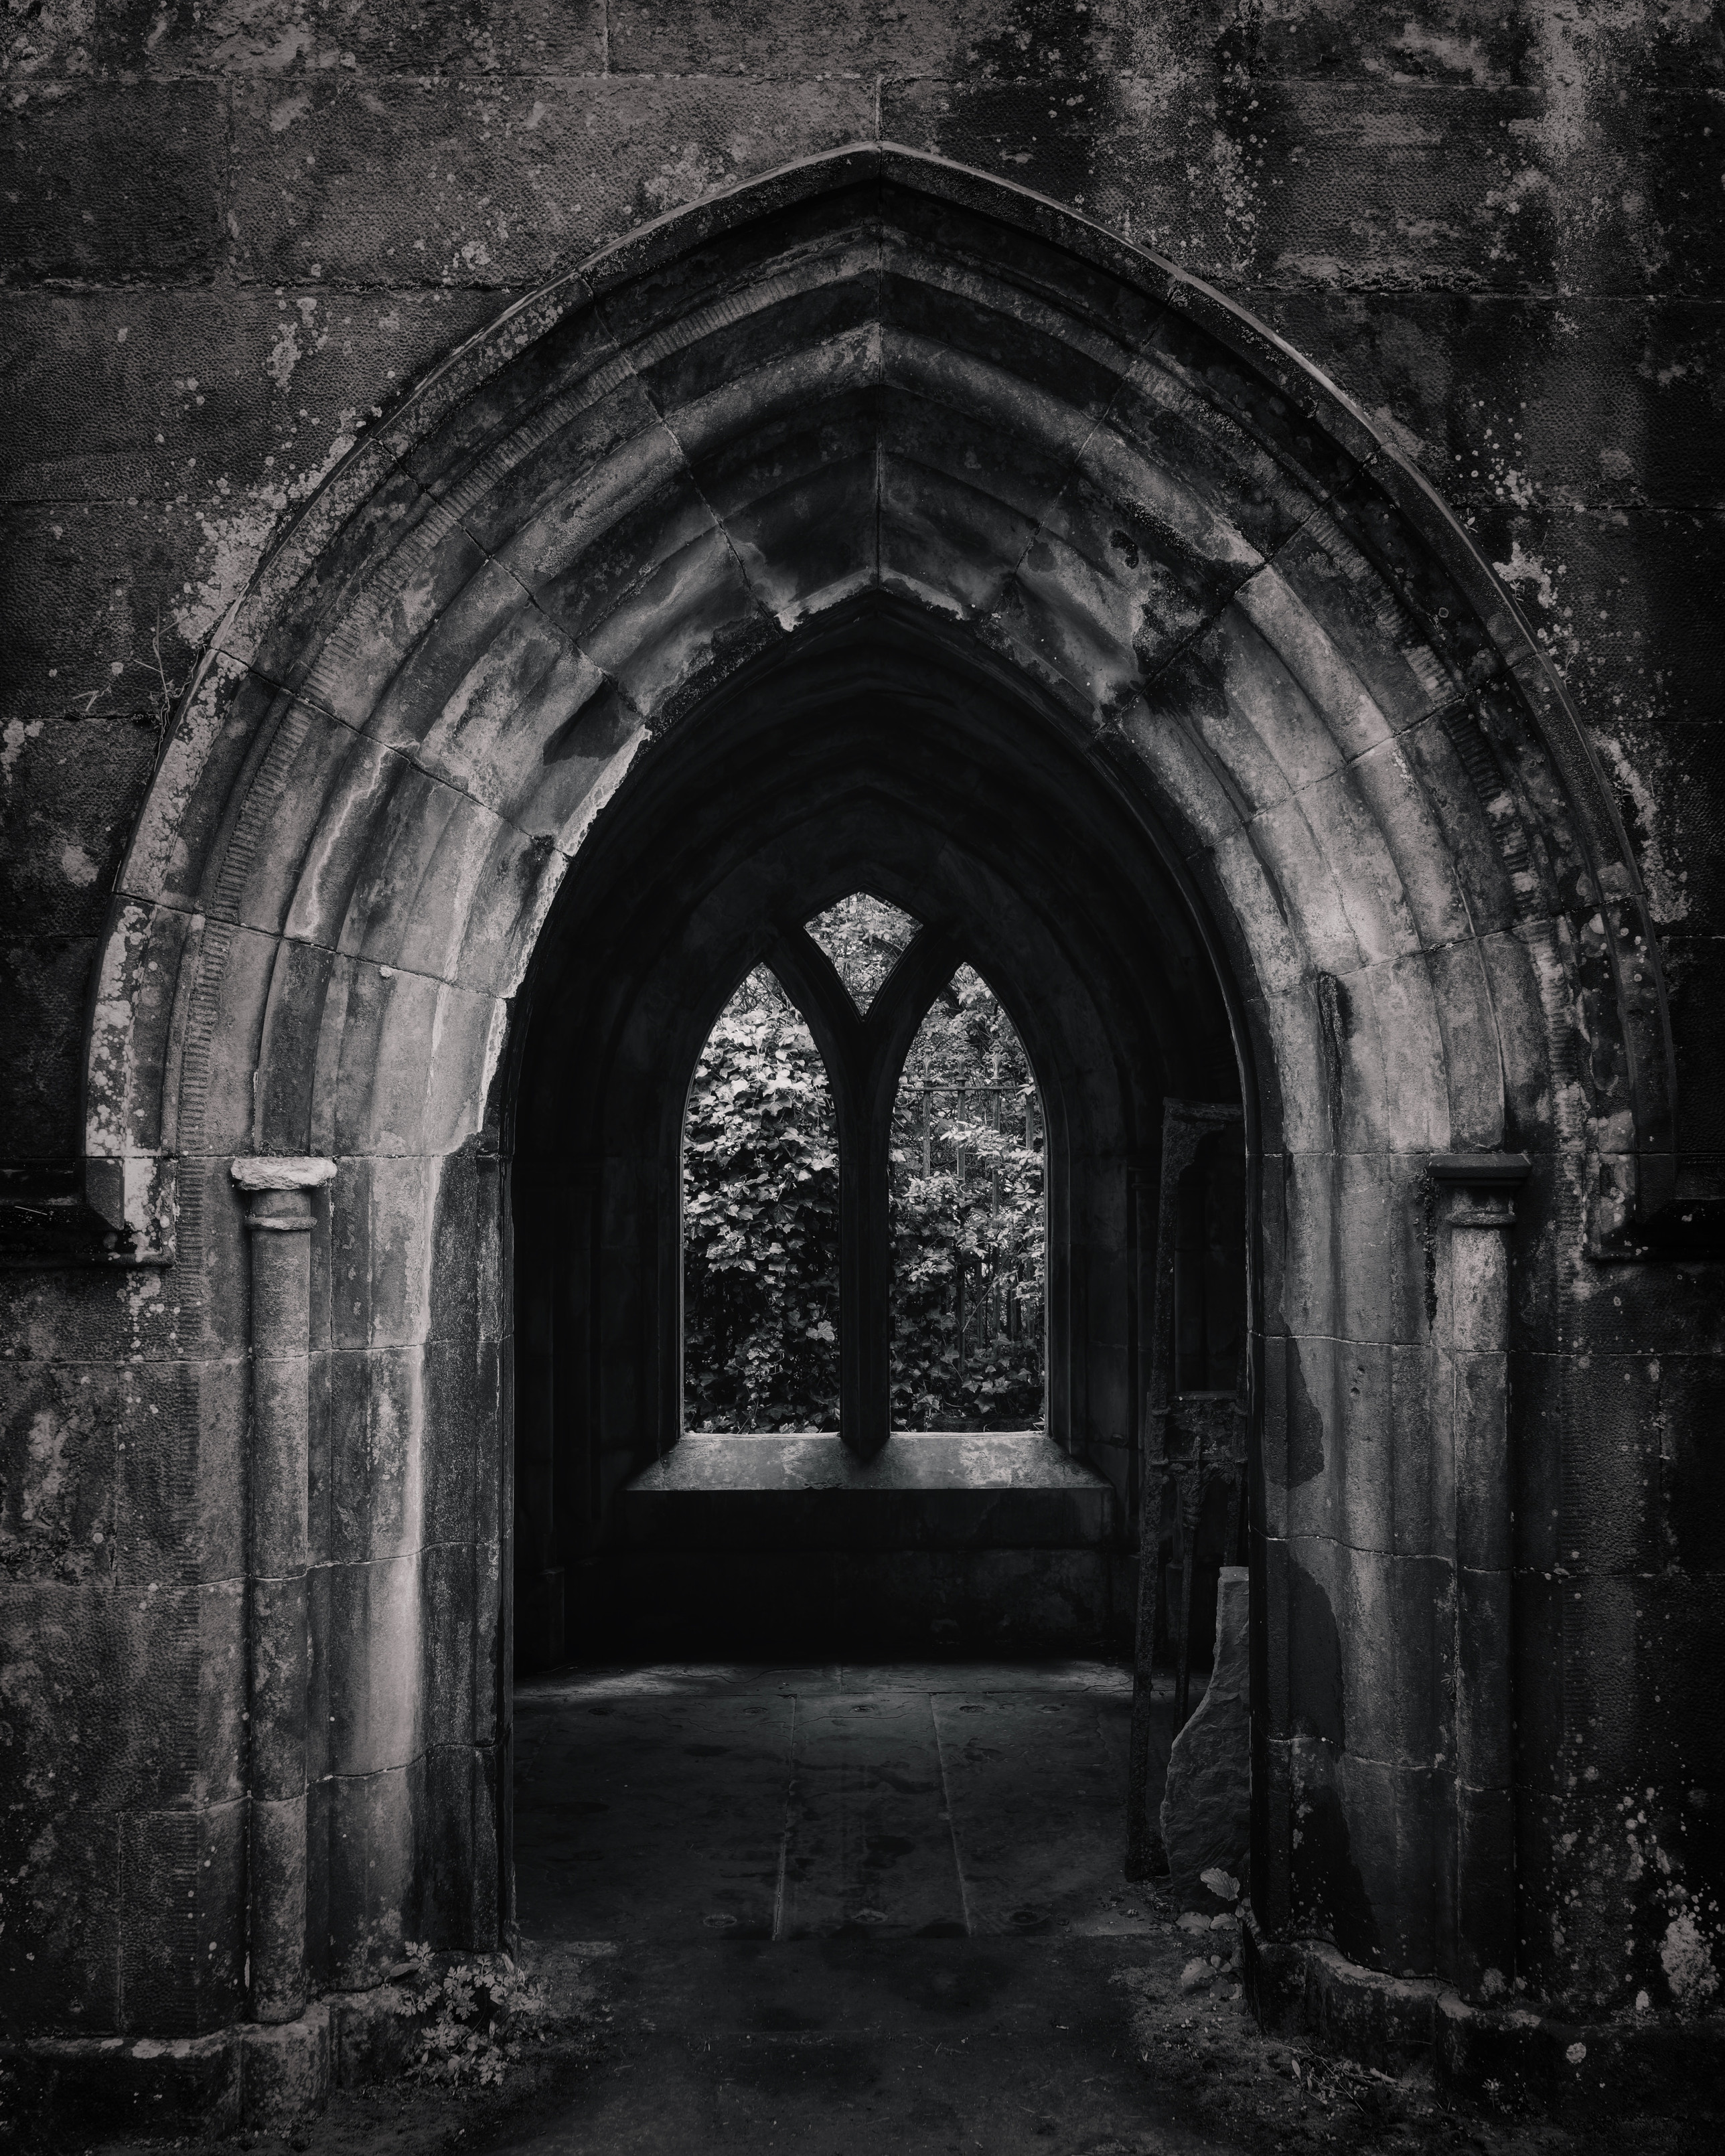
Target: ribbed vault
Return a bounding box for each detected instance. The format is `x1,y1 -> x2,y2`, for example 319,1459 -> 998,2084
505,611 -> 1241,1590
80,146 -> 1672,2007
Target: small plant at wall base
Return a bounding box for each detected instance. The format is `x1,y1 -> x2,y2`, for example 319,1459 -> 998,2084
388,1942 -> 558,2088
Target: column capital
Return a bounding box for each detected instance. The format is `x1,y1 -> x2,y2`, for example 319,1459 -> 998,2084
232,1156 -> 337,1195
1428,1152 -> 1531,1188
1428,1152 -> 1529,1231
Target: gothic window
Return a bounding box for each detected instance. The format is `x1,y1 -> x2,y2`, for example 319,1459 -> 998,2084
676,894 -> 1047,1456
682,968 -> 839,1432
802,892 -> 922,1013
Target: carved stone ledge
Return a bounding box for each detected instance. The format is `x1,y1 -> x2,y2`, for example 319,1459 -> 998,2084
231,1157 -> 338,1195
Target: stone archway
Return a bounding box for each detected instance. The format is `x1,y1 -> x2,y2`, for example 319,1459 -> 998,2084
82,146 -> 1672,2037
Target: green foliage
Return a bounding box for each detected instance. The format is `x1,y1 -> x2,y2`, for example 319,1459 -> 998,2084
890,966 -> 1045,1429
683,909 -> 1046,1434
389,1942 -> 557,2088
804,889 -> 919,1008
683,968 -> 840,1430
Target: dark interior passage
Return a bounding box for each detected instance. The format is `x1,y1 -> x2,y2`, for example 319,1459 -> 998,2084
510,611 -> 1243,1672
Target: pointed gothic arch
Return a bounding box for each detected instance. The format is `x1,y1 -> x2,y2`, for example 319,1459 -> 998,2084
76,145 -> 1677,2034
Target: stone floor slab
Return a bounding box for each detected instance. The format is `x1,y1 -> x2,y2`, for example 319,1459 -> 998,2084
514,1661 -> 1161,1950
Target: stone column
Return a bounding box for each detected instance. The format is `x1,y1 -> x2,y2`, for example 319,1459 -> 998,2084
232,1156 -> 335,2024
767,922 -> 960,1464
1429,1151 -> 1527,2003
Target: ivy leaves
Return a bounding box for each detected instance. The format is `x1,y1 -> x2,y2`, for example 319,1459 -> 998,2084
889,972 -> 1045,1429
684,972 -> 841,1430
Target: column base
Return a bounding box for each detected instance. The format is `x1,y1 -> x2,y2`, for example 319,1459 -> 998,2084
3,2002 -> 340,2135
1239,1910 -> 1444,2071
1240,1909 -> 1725,2112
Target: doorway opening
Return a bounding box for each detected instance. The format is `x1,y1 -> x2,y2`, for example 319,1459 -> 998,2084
75,141 -> 1660,2052
510,613 -> 1242,1679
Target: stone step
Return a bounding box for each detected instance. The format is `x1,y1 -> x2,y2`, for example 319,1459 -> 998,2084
614,1431 -> 1118,1553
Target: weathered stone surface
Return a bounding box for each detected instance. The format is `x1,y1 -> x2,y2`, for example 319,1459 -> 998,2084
2,2021 -> 243,2137
612,0 -> 1132,78
1252,293 -> 1725,519
230,75 -> 878,288
0,2 -> 1719,2083
1162,1565 -> 1252,1912
0,85 -> 228,282
0,713 -> 156,938
0,499 -> 210,734
3,0 -> 609,80
0,939 -> 90,1158
237,2004 -> 331,2125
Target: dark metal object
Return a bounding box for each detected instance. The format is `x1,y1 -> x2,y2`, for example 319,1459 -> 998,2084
1125,1098 -> 1247,1879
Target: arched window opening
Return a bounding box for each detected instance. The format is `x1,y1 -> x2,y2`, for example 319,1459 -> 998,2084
891,966 -> 1046,1432
682,966 -> 839,1432
803,891 -> 922,1011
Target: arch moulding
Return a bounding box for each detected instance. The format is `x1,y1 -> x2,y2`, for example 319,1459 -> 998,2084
58,143 -> 1688,2019
78,145 -> 1676,1276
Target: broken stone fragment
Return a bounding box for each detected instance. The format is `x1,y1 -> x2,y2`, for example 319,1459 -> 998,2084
1160,1566 -> 1251,1912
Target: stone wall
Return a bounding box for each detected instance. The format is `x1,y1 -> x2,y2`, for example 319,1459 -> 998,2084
2,1 -> 1722,2037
